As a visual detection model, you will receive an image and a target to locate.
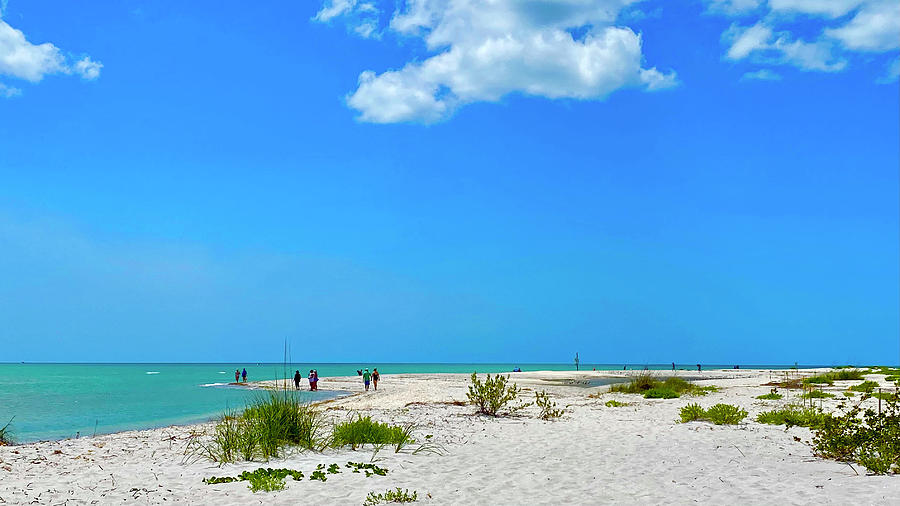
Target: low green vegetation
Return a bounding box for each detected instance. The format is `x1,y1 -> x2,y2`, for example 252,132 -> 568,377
608,373 -> 716,399
467,372 -> 528,416
0,418 -> 12,446
803,370 -> 865,385
534,391 -> 564,420
346,462 -> 389,477
604,400 -> 629,408
801,390 -> 835,399
849,381 -> 879,393
203,468 -> 305,492
813,389 -> 900,474
756,390 -> 783,400
869,367 -> 900,382
756,406 -> 828,429
332,415 -> 413,451
679,403 -> 747,425
364,488 -> 419,505
188,391 -> 329,463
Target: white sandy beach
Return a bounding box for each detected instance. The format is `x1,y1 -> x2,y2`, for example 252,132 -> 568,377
1,369 -> 897,505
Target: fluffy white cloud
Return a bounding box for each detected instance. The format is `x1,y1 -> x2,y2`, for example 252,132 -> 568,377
741,68 -> 782,80
324,0 -> 676,123
314,0 -> 382,38
710,0 -> 898,78
0,16 -> 102,91
825,0 -> 900,52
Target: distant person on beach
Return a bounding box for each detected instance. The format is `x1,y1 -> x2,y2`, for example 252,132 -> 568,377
697,364 -> 702,372
672,362 -> 676,371
313,370 -> 319,390
293,370 -> 301,390
357,369 -> 363,376
308,370 -> 315,391
372,368 -> 380,390
363,368 -> 371,391
234,369 -> 240,382
242,368 -> 247,382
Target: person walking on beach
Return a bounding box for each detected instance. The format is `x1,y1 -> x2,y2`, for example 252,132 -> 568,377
293,370 -> 301,390
234,369 -> 240,383
697,364 -> 702,372
362,368 -> 371,391
313,370 -> 319,390
308,370 -> 315,390
372,368 -> 380,391
242,368 -> 247,382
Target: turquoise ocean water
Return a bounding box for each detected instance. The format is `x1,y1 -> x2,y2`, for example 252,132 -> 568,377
0,362 -> 808,442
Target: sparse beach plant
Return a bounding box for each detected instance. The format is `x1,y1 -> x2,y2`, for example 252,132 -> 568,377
535,391 -> 564,420
610,374 -> 714,398
680,404 -> 747,425
756,406 -> 828,429
604,400 -> 629,408
0,418 -> 13,446
803,370 -> 865,386
643,387 -> 679,399
812,388 -> 900,474
467,372 -> 524,416
757,390 -> 783,400
801,390 -> 835,399
364,488 -> 419,505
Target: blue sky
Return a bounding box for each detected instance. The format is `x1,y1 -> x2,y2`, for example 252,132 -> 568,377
0,0 -> 897,365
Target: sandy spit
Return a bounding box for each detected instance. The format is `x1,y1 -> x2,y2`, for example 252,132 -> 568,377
1,369 -> 897,505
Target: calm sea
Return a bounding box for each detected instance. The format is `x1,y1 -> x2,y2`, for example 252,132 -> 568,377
0,362 -> 807,442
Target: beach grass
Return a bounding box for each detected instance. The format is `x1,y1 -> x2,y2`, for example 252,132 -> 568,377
848,381 -> 879,393
803,370 -> 865,385
801,390 -> 835,399
756,406 -> 828,429
331,415 -> 413,451
190,391 -> 328,463
756,391 -> 783,400
364,488 -> 419,505
604,400 -> 629,407
0,418 -> 12,446
534,391 -> 564,419
679,403 -> 747,425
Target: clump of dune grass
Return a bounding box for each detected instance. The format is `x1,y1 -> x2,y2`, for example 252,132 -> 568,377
756,390 -> 783,400
604,400 -> 629,408
609,373 -> 716,399
804,369 -> 866,385
331,415 -> 413,451
679,403 -> 747,425
756,406 -> 828,429
188,391 -> 329,463
849,381 -> 879,393
0,418 -> 12,446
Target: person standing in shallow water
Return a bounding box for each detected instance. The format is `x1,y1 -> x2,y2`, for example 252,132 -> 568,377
242,368 -> 247,382
293,370 -> 301,390
234,369 -> 240,383
372,368 -> 380,391
362,368 -> 371,391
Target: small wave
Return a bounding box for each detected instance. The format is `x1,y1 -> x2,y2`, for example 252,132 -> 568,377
200,382 -> 227,387
146,371 -> 160,375
218,371 -> 226,374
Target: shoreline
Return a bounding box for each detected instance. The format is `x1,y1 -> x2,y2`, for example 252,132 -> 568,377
1,368 -> 897,504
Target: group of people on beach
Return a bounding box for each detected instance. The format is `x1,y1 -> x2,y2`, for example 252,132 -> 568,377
293,370 -> 319,391
233,368 -> 247,383
357,368 -> 379,391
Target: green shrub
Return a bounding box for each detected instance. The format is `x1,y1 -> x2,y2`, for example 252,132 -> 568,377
467,372 -> 525,416
705,404 -> 748,425
644,387 -> 679,399
608,372 -> 656,394
604,400 -> 629,408
849,381 -> 879,393
535,391 -> 564,420
757,392 -> 783,400
756,406 -> 828,429
364,488 -> 418,505
801,390 -> 835,399
812,389 -> 900,474
680,403 -> 705,422
804,370 -> 865,385
204,467 -> 305,492
332,415 -> 412,450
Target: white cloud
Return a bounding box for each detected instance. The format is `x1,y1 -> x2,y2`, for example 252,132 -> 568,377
0,16 -> 102,88
0,81 -> 21,97
767,0 -> 864,19
712,0 -> 897,79
314,0 -> 382,39
73,56 -> 102,80
328,0 -> 676,123
705,0 -> 764,16
741,68 -> 782,80
825,0 -> 900,52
